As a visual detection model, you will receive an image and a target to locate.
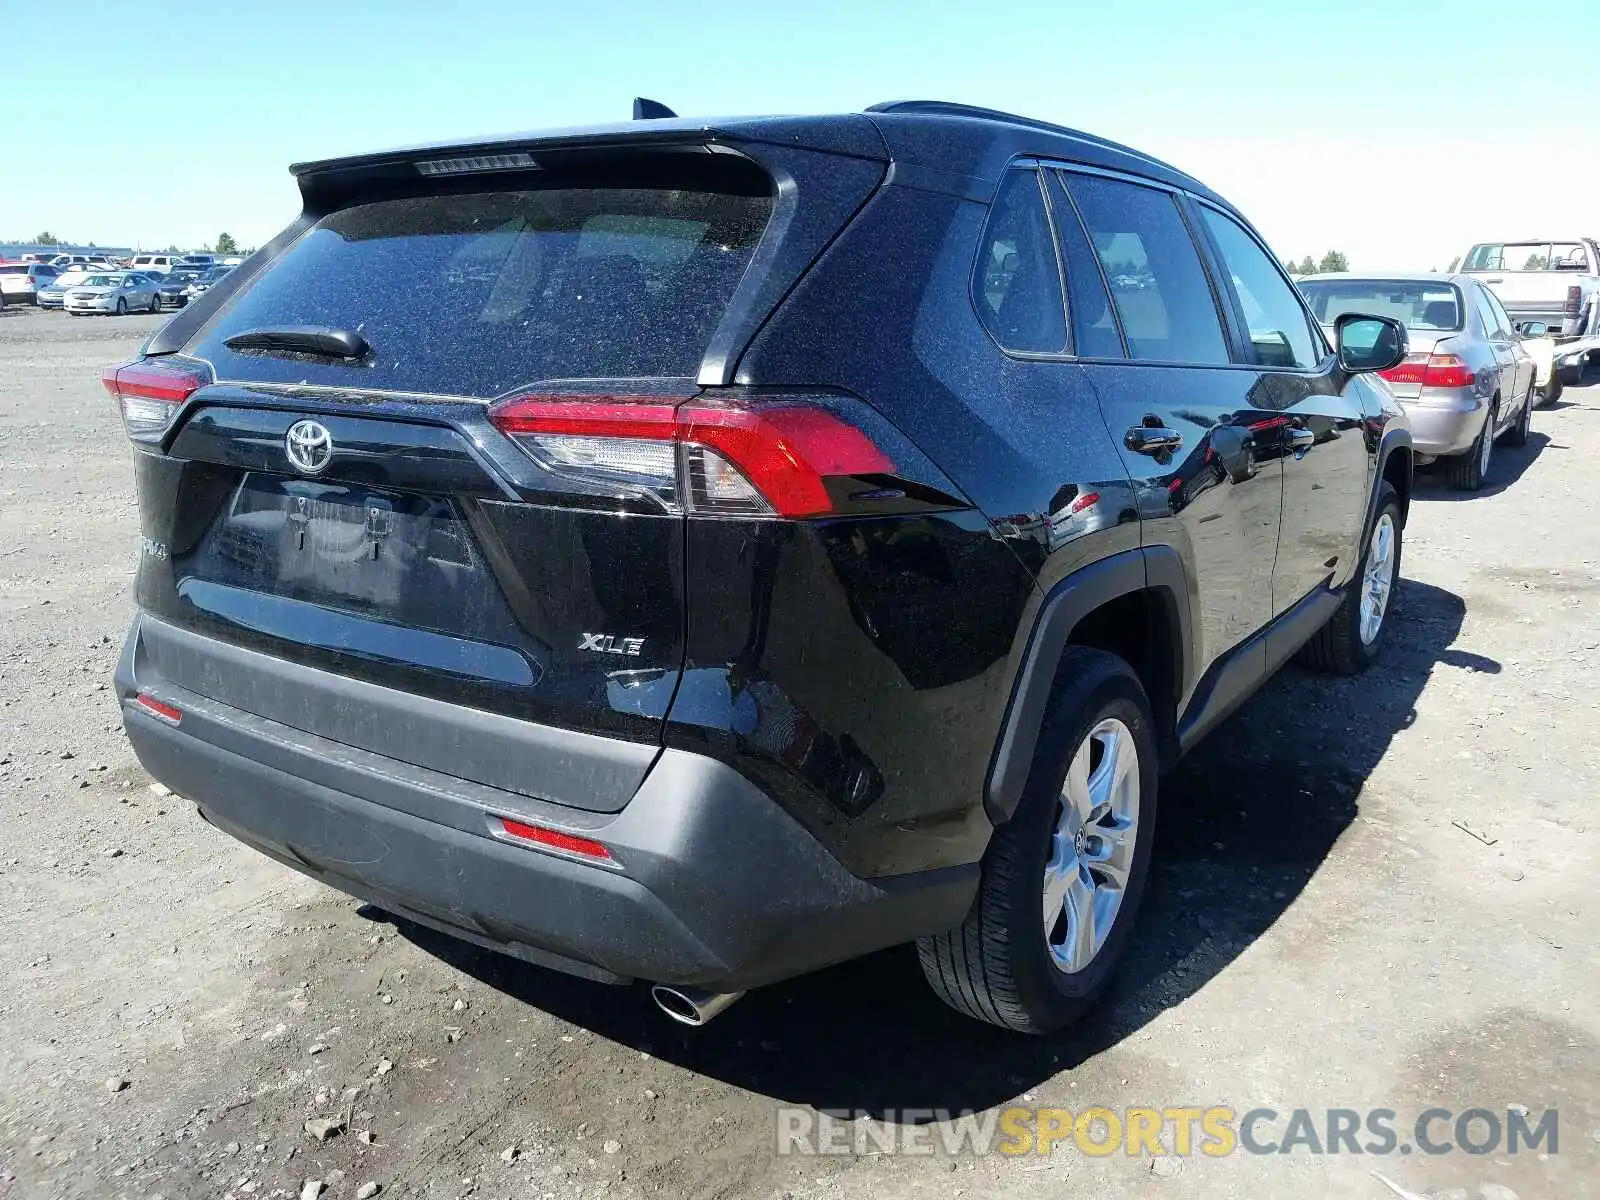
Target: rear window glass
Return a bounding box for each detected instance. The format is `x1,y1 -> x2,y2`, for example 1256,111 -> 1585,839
191,182 -> 773,396
0,265 -> 28,274
1299,280 -> 1463,331
1463,242 -> 1588,271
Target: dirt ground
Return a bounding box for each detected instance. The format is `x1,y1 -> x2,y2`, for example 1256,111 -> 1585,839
1,305 -> 1595,1200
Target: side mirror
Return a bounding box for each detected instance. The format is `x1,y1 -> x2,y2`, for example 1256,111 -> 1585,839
1517,320 -> 1549,339
1335,313 -> 1408,374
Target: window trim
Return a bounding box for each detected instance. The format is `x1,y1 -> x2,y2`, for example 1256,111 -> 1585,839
967,164 -> 1074,360
1046,171 -> 1129,359
1188,197 -> 1334,373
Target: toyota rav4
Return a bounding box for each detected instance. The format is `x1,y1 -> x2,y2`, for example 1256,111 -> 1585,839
111,101 -> 1412,1033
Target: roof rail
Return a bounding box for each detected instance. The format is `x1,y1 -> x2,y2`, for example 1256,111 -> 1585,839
864,100 -> 1184,179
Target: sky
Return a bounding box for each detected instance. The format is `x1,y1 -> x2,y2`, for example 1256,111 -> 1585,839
3,0 -> 1596,270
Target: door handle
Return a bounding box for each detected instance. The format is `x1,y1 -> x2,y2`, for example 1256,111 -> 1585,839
1287,426 -> 1316,451
1125,425 -> 1183,455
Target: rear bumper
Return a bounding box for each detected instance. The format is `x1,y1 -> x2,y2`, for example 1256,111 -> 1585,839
116,615 -> 976,991
1401,391 -> 1486,457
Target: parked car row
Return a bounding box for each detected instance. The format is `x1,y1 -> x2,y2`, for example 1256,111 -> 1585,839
1,250 -> 244,309
17,262 -> 235,314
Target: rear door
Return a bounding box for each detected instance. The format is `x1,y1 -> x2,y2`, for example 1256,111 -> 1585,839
127,154 -> 786,808
1480,285 -> 1534,403
1472,283 -> 1522,415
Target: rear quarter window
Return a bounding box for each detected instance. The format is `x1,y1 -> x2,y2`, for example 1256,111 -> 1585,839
190,179 -> 773,397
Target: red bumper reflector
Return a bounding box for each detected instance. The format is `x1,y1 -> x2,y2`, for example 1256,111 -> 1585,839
500,817 -> 613,861
135,693 -> 183,722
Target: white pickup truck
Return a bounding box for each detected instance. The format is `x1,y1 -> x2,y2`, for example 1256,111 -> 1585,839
1459,239 -> 1600,336
1459,239 -> 1600,402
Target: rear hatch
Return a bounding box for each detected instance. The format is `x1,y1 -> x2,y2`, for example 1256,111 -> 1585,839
115,128 -> 886,810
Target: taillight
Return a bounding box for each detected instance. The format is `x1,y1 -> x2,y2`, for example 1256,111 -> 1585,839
101,357 -> 209,441
1381,353 -> 1473,389
1420,354 -> 1475,389
488,394 -> 895,518
1379,353 -> 1429,386
1565,285 -> 1582,318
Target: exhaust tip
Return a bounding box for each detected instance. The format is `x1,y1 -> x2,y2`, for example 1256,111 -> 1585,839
650,984 -> 744,1027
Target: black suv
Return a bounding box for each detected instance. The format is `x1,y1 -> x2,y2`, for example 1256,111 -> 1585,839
111,102 -> 1412,1033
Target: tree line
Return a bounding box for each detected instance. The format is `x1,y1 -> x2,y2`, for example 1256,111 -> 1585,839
1284,251 -> 1350,275
25,231 -> 243,255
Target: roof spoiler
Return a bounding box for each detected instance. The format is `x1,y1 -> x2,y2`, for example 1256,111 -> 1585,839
633,97 -> 677,120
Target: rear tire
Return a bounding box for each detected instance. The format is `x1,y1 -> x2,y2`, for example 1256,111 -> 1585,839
1499,381 -> 1532,448
1445,399 -> 1495,491
918,647 -> 1158,1034
1300,483 -> 1402,675
1537,373 -> 1562,408
148,292 -> 160,313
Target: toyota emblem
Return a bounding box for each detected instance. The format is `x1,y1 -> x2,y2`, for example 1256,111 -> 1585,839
285,420 -> 333,474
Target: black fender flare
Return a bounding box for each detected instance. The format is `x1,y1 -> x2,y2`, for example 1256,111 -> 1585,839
983,545 -> 1194,825
1367,424 -> 1413,532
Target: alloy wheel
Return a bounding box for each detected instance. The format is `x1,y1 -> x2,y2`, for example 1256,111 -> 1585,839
1043,717 -> 1140,974
1359,512 -> 1397,645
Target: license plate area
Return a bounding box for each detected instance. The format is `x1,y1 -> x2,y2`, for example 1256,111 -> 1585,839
193,474 -> 485,630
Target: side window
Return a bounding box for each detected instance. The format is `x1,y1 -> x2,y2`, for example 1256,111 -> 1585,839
1484,288 -> 1515,337
1048,173 -> 1125,358
1063,173 -> 1229,365
972,170 -> 1068,354
1199,207 -> 1320,369
1476,286 -> 1506,338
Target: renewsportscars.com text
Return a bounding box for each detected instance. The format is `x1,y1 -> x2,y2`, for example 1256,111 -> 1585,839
776,1106 -> 1559,1158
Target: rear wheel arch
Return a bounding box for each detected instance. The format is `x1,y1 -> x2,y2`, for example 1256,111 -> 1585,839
1380,444 -> 1412,526
984,547 -> 1193,825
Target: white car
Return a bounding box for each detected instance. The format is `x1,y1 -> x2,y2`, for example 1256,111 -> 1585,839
0,262 -> 61,304
128,254 -> 179,275
63,271 -> 163,315
48,253 -> 115,271
36,268 -> 101,310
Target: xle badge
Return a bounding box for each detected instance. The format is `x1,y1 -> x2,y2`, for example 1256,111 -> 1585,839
578,634 -> 645,656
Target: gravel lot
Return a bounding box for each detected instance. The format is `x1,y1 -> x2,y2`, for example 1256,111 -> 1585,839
1,304 -> 1596,1199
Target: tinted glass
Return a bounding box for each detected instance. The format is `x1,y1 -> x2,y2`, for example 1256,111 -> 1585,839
1200,207 -> 1319,368
191,182 -> 772,395
1048,174 -> 1124,358
1299,280 -> 1464,332
971,170 -> 1067,354
1065,174 -> 1228,365
0,265 -> 27,274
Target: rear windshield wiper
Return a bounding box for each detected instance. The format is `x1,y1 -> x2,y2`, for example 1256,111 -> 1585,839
224,326 -> 371,361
